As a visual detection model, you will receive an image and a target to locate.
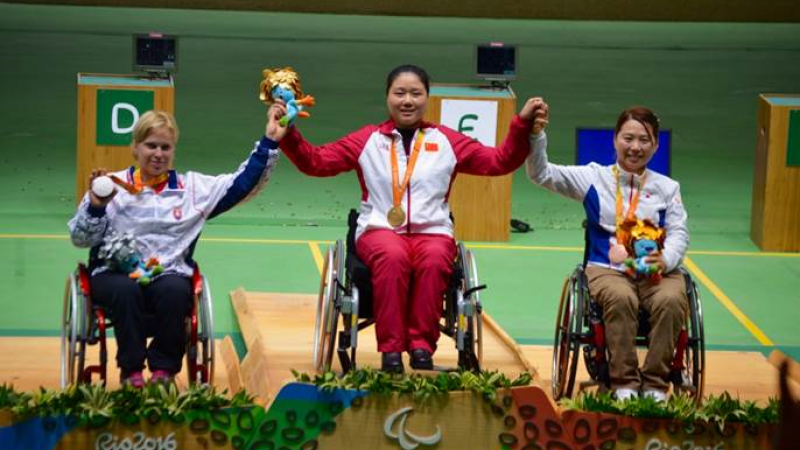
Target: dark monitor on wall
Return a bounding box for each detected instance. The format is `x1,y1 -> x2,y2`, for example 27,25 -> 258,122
133,33 -> 177,75
475,42 -> 516,84
576,128 -> 672,176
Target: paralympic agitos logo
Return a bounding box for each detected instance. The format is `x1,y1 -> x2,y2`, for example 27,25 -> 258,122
383,406 -> 442,450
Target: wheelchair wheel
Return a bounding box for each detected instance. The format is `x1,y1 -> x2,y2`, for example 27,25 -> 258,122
552,265 -> 584,400
677,270 -> 705,400
456,243 -> 483,371
187,274 -> 215,384
200,275 -> 216,384
61,267 -> 91,388
313,242 -> 341,373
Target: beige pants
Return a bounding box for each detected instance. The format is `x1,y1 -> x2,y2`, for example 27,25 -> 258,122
585,266 -> 689,391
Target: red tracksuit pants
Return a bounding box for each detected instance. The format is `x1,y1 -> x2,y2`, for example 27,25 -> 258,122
356,229 -> 456,354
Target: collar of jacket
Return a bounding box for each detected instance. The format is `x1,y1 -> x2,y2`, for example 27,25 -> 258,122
377,119 -> 437,136
613,163 -> 648,184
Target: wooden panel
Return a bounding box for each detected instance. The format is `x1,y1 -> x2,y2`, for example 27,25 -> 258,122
521,344 -> 799,403
750,97 -> 769,248
234,290 -> 539,400
239,336 -> 273,404
219,335 -> 245,394
0,337 -> 231,392
75,75 -> 174,202
751,94 -> 800,251
424,86 -> 517,242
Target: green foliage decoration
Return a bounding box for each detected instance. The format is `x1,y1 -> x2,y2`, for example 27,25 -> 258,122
559,391 -> 780,432
292,368 -> 533,402
0,382 -> 257,428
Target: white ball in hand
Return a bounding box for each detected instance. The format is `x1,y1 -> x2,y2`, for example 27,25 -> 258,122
92,176 -> 115,198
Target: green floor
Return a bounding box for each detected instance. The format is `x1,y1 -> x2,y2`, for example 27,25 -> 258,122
1,3 -> 799,361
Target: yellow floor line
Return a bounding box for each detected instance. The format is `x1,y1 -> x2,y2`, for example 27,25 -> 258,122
0,233 -> 798,258
0,234 -> 67,240
468,243 -> 584,252
202,237 -> 311,245
688,250 -> 800,258
308,241 -> 325,275
683,256 -> 775,346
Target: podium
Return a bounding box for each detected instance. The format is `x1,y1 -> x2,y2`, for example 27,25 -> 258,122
751,94 -> 800,252
424,84 -> 517,241
76,73 -> 174,201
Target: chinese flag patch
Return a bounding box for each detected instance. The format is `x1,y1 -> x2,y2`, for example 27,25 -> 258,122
424,142 -> 439,152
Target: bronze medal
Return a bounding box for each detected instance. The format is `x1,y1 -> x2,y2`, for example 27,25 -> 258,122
387,206 -> 406,227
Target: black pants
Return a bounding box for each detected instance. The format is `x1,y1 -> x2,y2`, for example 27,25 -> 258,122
91,272 -> 192,376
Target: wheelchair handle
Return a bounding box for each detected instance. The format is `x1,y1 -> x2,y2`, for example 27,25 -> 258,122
464,284 -> 487,298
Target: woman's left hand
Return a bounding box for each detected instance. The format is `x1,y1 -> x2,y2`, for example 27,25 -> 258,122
644,251 -> 667,274
519,97 -> 549,135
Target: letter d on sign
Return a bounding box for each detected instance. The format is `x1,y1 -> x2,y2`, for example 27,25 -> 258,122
111,103 -> 140,134
96,89 -> 154,145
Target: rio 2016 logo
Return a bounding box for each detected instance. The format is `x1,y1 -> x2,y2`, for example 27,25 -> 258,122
645,437 -> 725,450
95,431 -> 177,450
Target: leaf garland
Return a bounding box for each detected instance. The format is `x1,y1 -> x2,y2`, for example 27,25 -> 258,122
0,382 -> 256,427
559,390 -> 780,431
292,368 -> 533,402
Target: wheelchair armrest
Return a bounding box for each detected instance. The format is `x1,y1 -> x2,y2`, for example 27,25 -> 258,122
191,264 -> 203,296
77,263 -> 92,297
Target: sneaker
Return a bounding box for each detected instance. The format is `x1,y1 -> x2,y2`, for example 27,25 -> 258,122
381,352 -> 404,374
122,371 -> 145,389
409,348 -> 434,371
642,389 -> 668,402
614,388 -> 639,401
149,369 -> 174,384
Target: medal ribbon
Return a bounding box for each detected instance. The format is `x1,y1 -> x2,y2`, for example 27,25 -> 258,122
109,169 -> 169,195
613,165 -> 646,246
390,131 -> 425,209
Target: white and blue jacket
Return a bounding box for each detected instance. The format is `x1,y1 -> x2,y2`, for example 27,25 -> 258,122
69,137 -> 280,276
525,132 -> 689,273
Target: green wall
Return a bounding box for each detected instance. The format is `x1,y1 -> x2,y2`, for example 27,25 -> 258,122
6,0 -> 800,22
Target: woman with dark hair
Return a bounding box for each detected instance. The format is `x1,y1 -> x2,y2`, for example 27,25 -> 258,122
268,64 -> 548,373
526,106 -> 689,401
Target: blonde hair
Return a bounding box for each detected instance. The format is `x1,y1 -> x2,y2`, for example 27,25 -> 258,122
131,110 -> 179,145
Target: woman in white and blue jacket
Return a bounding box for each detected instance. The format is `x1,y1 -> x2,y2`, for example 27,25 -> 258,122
526,105 -> 689,402
69,109 -> 280,387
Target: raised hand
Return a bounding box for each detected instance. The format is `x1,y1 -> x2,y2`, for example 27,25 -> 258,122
266,101 -> 289,141
519,97 -> 549,135
88,168 -> 117,208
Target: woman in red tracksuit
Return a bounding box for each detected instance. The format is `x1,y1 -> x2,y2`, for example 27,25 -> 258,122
266,65 -> 548,373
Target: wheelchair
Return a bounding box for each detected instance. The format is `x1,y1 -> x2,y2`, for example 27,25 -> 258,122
552,262 -> 705,401
60,263 -> 215,388
313,210 -> 486,373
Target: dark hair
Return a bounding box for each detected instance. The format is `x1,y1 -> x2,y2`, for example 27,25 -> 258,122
386,64 -> 430,94
615,106 -> 660,143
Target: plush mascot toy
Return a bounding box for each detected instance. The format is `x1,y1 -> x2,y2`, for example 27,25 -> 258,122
98,231 -> 164,286
623,219 -> 665,283
259,67 -> 315,127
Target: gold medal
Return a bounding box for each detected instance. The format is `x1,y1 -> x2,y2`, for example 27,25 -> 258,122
387,206 -> 406,227
389,132 -> 424,229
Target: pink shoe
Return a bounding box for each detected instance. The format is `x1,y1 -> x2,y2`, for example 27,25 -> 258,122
123,371 -> 145,389
150,369 -> 174,384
